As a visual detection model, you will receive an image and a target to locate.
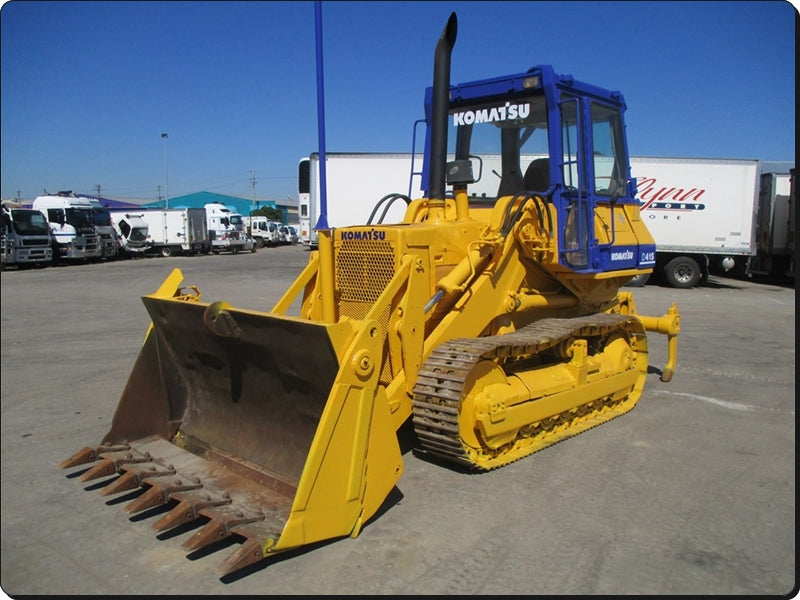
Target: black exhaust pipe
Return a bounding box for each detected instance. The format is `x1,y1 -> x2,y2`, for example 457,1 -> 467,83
428,12 -> 457,203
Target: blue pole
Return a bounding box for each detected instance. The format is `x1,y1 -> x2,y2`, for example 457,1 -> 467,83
314,1 -> 329,230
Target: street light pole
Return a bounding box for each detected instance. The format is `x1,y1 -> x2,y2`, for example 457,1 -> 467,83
161,132 -> 169,209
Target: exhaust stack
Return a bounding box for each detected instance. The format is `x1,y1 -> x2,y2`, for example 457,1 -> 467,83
428,12 -> 457,204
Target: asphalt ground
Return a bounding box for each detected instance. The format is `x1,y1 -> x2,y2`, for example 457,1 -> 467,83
0,245 -> 795,596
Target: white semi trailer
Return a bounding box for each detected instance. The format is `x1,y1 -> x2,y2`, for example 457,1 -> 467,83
627,156 -> 760,287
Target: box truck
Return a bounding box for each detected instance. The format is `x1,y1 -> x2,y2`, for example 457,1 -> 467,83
135,208 -> 210,257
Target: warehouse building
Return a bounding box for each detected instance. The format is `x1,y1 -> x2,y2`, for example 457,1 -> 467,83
140,191 -> 297,224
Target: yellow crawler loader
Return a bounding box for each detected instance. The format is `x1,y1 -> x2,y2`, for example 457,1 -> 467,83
62,12 -> 680,577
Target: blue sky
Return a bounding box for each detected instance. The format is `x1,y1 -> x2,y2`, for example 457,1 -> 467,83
0,0 -> 795,203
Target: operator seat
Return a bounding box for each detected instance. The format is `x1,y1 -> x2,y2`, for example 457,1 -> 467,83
522,158 -> 550,192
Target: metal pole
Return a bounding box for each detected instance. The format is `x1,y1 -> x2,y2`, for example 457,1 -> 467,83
314,0 -> 329,230
251,170 -> 256,215
161,133 -> 169,209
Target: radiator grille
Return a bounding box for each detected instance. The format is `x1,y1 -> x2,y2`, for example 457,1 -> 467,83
336,240 -> 395,307
336,238 -> 396,383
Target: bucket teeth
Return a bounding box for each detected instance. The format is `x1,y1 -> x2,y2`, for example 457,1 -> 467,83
152,489 -> 232,532
78,450 -> 152,482
216,520 -> 282,576
217,537 -> 264,577
63,435 -> 295,578
124,474 -> 202,514
99,463 -> 176,496
59,444 -> 130,469
181,505 -> 264,552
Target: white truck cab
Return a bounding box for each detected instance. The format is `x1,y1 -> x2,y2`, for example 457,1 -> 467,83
32,192 -> 101,263
205,203 -> 246,254
89,199 -> 122,259
108,210 -> 151,255
244,215 -> 280,248
1,202 -> 53,269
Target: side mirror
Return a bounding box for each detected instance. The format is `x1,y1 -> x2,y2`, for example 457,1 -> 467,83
446,158 -> 478,185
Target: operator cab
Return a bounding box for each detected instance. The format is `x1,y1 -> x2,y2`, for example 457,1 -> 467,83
422,65 -> 654,274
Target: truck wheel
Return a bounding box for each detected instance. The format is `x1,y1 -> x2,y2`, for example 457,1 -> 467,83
625,272 -> 650,287
160,246 -> 173,258
664,256 -> 701,288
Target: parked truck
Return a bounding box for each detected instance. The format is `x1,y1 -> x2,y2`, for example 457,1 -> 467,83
298,153 -> 763,287
31,191 -> 101,264
205,202 -> 246,253
1,201 -> 53,270
108,210 -> 151,256
134,208 -> 210,257
243,215 -> 280,248
748,170 -> 794,279
88,199 -> 122,259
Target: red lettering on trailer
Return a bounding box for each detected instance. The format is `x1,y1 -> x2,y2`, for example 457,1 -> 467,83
638,177 -> 705,210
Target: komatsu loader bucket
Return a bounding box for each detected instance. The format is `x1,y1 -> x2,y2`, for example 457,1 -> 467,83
61,268 -> 403,576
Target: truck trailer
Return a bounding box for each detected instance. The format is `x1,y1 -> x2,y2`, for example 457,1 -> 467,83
298,153 -> 763,288
628,156 -> 760,287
